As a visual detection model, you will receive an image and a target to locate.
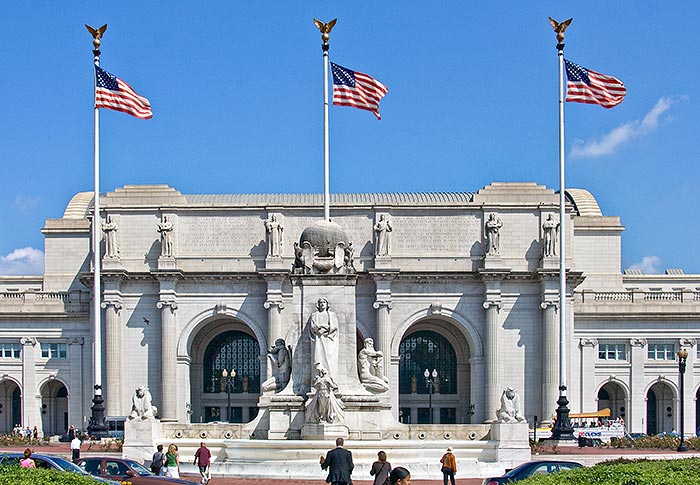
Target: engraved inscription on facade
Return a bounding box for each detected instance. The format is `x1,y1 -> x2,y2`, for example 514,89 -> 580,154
178,216 -> 265,255
392,215 -> 480,254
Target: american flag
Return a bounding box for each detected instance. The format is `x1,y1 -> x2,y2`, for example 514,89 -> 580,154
564,60 -> 626,109
330,62 -> 388,120
94,66 -> 153,119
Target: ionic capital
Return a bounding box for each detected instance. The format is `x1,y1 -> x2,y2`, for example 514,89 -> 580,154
264,300 -> 285,310
630,338 -> 647,348
20,336 -> 37,346
101,300 -> 123,311
483,300 -> 502,310
373,300 -> 393,310
157,300 -> 178,311
540,300 -> 559,311
579,338 -> 598,348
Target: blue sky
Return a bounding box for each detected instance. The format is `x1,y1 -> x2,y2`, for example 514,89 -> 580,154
1,2 -> 697,275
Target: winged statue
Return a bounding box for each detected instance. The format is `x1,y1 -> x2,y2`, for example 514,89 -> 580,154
313,18 -> 337,43
548,17 -> 572,44
85,23 -> 108,49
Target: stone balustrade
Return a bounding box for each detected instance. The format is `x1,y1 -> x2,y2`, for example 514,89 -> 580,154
578,289 -> 700,305
0,290 -> 89,313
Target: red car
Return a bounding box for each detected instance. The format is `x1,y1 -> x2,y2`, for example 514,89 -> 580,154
76,457 -> 197,484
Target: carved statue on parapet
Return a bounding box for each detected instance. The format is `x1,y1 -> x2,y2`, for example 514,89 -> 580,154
157,215 -> 174,257
496,387 -> 526,423
102,215 -> 119,258
542,214 -> 559,257
264,215 -> 284,257
358,338 -> 389,392
374,215 -> 392,256
305,363 -> 344,424
484,213 -> 503,256
128,386 -> 157,420
262,338 -> 293,393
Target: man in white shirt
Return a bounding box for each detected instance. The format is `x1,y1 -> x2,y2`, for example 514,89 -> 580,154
70,434 -> 81,461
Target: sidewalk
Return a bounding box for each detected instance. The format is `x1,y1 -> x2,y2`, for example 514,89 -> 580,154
4,442 -> 700,485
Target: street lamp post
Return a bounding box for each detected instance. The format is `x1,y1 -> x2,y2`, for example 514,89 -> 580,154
677,348 -> 688,452
221,369 -> 236,423
424,368 -> 438,424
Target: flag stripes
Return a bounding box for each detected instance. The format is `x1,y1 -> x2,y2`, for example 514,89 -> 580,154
564,59 -> 626,109
330,62 -> 388,119
95,66 -> 153,119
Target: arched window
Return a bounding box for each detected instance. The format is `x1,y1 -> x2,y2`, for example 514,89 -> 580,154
203,331 -> 260,394
399,330 -> 457,394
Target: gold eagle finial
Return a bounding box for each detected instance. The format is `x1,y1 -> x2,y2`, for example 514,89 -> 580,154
549,17 -> 572,44
313,18 -> 337,43
85,23 -> 108,50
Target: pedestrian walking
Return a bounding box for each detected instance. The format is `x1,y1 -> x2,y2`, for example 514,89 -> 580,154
320,437 -> 354,485
439,447 -> 456,485
370,451 -> 391,485
151,444 -> 165,476
388,466 -> 411,485
70,434 -> 81,461
164,443 -> 180,478
194,441 -> 212,484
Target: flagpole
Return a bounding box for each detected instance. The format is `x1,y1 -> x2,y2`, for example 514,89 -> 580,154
85,23 -> 108,438
314,19 -> 337,221
550,18 -> 574,441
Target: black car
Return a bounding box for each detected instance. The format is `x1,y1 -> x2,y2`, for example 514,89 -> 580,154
0,452 -> 120,484
76,456 -> 197,484
482,460 -> 582,484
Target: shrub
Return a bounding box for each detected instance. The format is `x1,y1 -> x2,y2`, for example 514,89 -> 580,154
516,458 -> 700,485
0,465 -> 103,485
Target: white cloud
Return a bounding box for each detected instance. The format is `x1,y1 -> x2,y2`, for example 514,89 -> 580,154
569,96 -> 687,159
0,247 -> 45,275
626,256 -> 662,274
12,195 -> 41,213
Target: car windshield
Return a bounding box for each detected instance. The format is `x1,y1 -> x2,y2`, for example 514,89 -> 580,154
503,462 -> 531,478
48,455 -> 87,474
124,459 -> 153,476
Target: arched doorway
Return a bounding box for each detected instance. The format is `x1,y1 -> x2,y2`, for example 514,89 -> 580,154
597,381 -> 627,422
0,379 -> 21,433
398,329 -> 463,424
40,380 -> 68,436
647,382 -> 675,435
199,330 -> 261,423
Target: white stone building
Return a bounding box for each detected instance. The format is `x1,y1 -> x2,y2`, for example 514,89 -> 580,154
0,182 -> 698,439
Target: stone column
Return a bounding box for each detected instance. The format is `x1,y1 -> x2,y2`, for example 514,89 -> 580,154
20,337 -> 38,429
578,338 -> 597,413
371,271 -> 397,414
540,300 -> 559,423
482,299 -> 501,422
157,299 -> 178,421
101,298 -> 123,417
67,338 -> 85,429
480,269 -> 507,423
629,338 -> 647,434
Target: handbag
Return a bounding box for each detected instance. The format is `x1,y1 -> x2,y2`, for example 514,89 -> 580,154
441,466 -> 453,474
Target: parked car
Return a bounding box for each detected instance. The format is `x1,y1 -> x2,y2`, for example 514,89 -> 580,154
76,457 -> 196,484
0,452 -> 120,485
482,460 -> 582,484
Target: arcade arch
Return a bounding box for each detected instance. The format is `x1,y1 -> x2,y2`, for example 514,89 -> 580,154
597,380 -> 628,421
397,318 -> 473,424
189,318 -> 262,423
0,378 -> 21,434
39,379 -> 68,436
646,380 -> 676,435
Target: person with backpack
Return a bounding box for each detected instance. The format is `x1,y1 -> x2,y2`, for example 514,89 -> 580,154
151,444 -> 165,476
370,451 -> 391,485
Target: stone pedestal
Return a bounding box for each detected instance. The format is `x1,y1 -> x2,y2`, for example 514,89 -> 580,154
489,422 -> 531,464
102,257 -> 122,270
157,256 -> 177,270
374,256 -> 393,269
539,255 -> 559,270
483,255 -> 503,270
301,423 -> 349,440
265,256 -> 287,270
123,418 -> 163,463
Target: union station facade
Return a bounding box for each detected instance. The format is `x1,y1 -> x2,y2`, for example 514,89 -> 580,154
1,182 -> 698,438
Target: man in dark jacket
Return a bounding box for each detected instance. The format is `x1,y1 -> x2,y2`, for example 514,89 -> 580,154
320,437 -> 354,485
